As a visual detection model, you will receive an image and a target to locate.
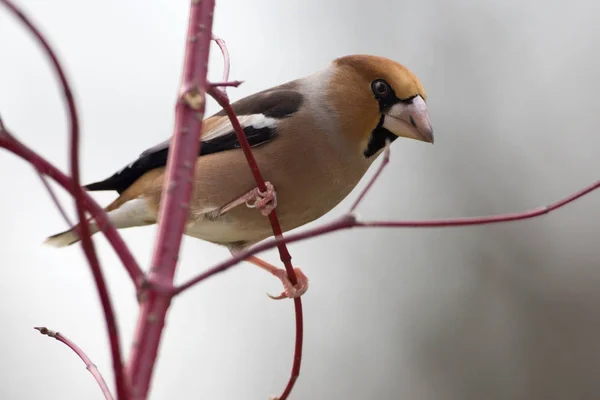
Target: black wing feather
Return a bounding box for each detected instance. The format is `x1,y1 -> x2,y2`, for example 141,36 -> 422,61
84,125 -> 278,194
84,84 -> 303,194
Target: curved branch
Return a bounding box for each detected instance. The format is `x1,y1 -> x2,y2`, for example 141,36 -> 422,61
0,128 -> 144,287
35,170 -> 74,228
349,140 -> 391,212
175,175 -> 600,294
208,75 -> 304,400
5,3 -> 599,400
357,181 -> 600,227
0,2 -> 131,398
211,33 -> 231,94
35,327 -> 115,400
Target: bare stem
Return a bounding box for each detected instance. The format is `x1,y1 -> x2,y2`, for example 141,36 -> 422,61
35,327 -> 115,400
35,169 -> 74,228
0,130 -> 144,287
125,2 -> 215,399
357,180 -> 600,228
207,82 -> 304,400
209,80 -> 244,88
0,2 -> 129,398
174,214 -> 357,294
349,140 -> 391,212
176,176 -> 600,292
4,3 -> 600,400
211,33 -> 230,94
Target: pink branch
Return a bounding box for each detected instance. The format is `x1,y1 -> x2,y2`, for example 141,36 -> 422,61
266,216 -> 303,400
207,84 -> 304,400
35,170 -> 74,228
175,167 -> 600,294
174,214 -> 355,294
206,87 -> 270,191
209,80 -> 244,88
0,2 -> 132,398
0,128 -> 144,287
125,2 -> 215,399
349,140 -> 391,212
357,180 -> 600,227
34,327 -> 115,400
211,34 -> 231,92
208,30 -> 305,398
5,2 -> 600,400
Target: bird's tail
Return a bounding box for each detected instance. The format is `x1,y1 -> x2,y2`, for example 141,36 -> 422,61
44,222 -> 99,248
43,195 -> 155,248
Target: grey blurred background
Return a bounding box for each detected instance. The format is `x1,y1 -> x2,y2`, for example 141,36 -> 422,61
1,0 -> 600,399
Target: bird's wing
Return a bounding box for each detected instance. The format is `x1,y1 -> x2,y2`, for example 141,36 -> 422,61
84,84 -> 304,194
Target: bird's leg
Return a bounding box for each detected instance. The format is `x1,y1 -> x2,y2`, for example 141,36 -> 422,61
229,247 -> 309,299
222,182 -> 307,299
245,255 -> 309,300
218,181 -> 277,216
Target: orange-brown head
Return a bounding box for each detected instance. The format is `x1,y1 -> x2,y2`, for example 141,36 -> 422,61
326,54 -> 433,157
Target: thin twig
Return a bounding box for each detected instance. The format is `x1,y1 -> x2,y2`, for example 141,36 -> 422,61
125,2 -> 215,399
349,139 -> 391,212
0,130 -> 144,287
211,33 -> 230,94
0,2 -> 128,398
35,170 -> 74,228
209,80 -> 244,88
4,3 -> 600,400
34,327 -> 115,400
207,80 -> 304,400
174,214 -> 356,294
207,86 -> 271,189
357,180 -> 600,228
175,178 -> 600,294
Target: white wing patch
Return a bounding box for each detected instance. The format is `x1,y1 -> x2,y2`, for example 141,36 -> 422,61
117,113 -> 278,178
202,114 -> 278,142
247,114 -> 278,129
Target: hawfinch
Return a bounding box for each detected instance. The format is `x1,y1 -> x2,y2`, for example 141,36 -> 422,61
45,54 -> 434,299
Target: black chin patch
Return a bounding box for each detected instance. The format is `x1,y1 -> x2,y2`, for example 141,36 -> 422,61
363,115 -> 398,158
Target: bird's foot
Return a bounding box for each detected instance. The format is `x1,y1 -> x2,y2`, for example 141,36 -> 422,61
267,267 -> 309,300
219,181 -> 277,216
245,181 -> 277,216
241,255 -> 308,300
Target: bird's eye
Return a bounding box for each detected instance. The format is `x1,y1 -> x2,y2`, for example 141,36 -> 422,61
372,80 -> 390,98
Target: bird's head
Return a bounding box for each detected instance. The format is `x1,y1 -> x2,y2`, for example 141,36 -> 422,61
327,54 -> 433,157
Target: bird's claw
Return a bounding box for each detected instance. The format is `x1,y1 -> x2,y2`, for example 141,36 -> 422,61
266,267 -> 309,300
246,181 -> 277,216
219,181 -> 278,217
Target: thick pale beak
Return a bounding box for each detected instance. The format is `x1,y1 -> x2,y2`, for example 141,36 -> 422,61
382,96 -> 434,144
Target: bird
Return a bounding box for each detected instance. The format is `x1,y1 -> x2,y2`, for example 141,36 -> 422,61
44,54 -> 434,299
